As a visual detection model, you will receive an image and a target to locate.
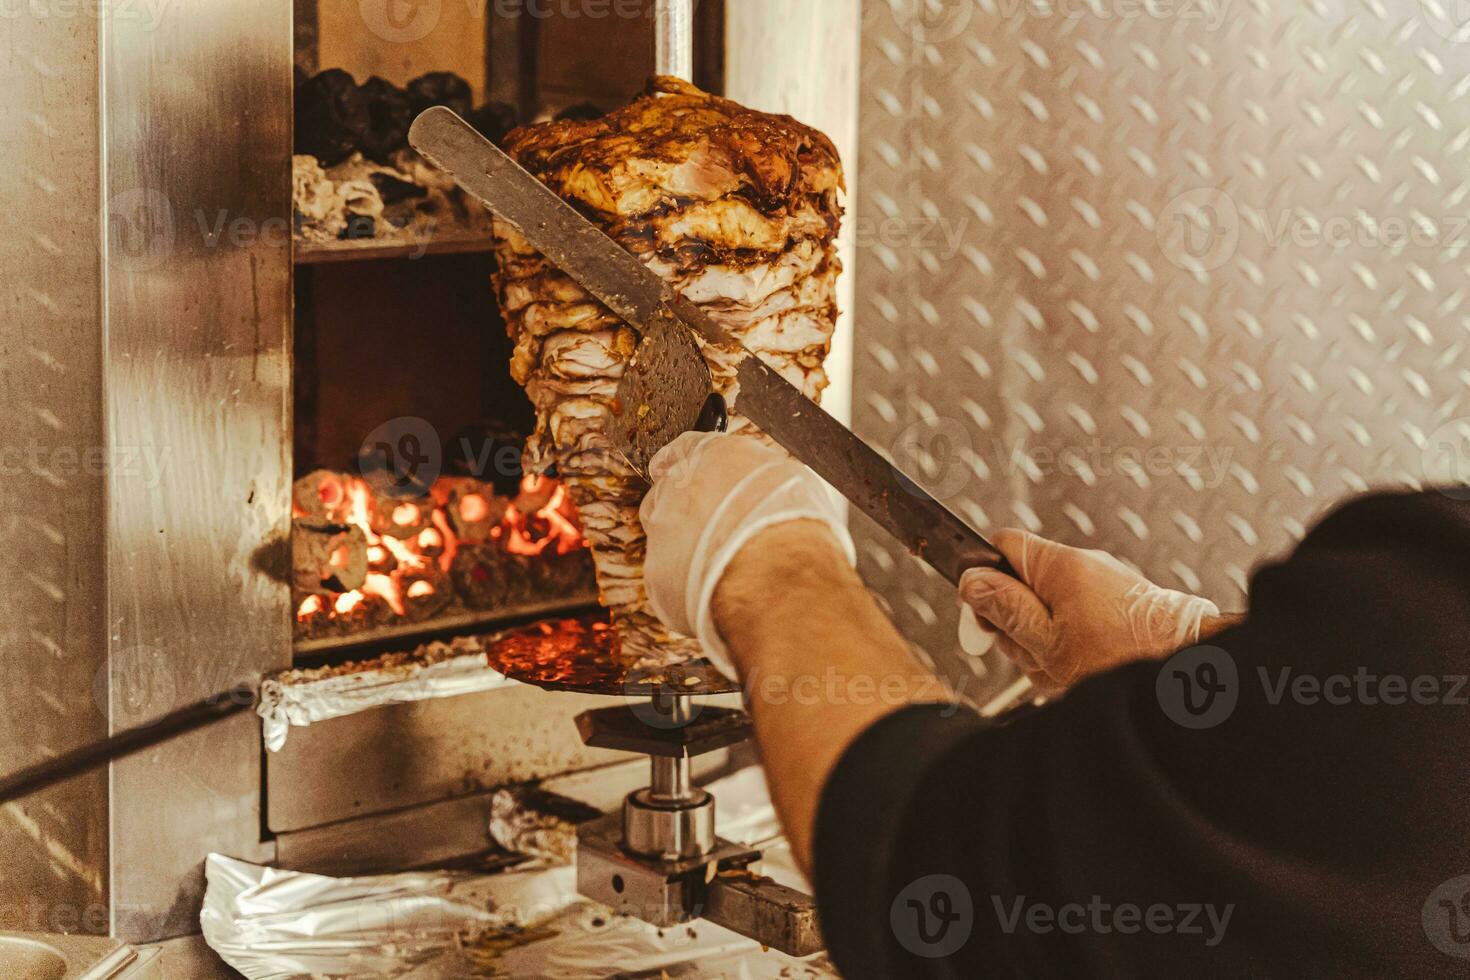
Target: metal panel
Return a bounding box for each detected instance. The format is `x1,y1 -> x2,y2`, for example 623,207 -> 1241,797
103,0 -> 293,941
266,686 -> 625,833
725,0 -> 861,430
0,9 -> 110,937
855,1 -> 1470,690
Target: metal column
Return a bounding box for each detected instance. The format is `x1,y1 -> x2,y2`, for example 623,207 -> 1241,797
656,0 -> 695,80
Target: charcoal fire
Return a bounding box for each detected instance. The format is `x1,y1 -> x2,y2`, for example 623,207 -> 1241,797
292,470 -> 594,643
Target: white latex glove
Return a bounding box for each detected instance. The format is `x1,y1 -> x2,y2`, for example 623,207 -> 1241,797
640,431 -> 857,678
958,529 -> 1220,694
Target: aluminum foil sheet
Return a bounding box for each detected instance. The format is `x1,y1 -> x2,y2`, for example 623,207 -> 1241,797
203,768 -> 832,978
258,637 -> 517,752
200,854 -> 575,979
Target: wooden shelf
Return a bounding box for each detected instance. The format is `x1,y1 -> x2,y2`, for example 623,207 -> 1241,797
294,231 -> 496,265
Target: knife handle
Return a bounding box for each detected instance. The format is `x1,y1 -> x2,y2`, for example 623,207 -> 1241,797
696,392 -> 729,434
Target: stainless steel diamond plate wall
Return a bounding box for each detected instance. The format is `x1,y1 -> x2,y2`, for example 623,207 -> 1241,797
854,0 -> 1470,686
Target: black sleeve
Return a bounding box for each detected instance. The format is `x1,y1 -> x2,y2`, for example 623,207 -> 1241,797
813,490 -> 1470,980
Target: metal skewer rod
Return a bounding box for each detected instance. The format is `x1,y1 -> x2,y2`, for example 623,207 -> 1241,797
0,690 -> 257,806
655,0 -> 695,81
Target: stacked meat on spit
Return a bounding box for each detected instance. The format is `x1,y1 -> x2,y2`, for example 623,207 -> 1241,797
491,77 -> 844,666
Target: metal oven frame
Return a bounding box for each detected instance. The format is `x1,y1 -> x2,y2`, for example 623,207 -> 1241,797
2,0 -> 858,948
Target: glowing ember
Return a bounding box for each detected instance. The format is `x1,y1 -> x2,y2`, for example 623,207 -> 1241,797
459,493 -> 489,522
503,476 -> 585,557
294,470 -> 590,637
298,594 -> 324,621
363,572 -> 403,616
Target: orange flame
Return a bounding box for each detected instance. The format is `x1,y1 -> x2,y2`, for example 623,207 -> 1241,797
297,594 -> 324,621
302,472 -> 585,628
503,477 -> 584,557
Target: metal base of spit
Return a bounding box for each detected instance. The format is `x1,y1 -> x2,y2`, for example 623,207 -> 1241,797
572,696 -> 824,958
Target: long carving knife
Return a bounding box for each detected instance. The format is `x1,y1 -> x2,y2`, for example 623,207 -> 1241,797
409,107 -> 1010,585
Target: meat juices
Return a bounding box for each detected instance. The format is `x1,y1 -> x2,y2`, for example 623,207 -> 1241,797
491,77 -> 844,667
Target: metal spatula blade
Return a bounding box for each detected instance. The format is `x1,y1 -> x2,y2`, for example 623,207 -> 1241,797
609,308 -> 715,478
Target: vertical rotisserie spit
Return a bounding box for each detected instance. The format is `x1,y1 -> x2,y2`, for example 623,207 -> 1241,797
490,77 -> 844,666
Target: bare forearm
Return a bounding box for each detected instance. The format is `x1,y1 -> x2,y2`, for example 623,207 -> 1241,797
711,520 -> 955,873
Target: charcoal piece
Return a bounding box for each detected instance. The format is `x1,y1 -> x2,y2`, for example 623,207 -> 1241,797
292,520 -> 368,595
369,171 -> 427,206
358,76 -> 414,164
295,69 -> 368,166
451,544 -> 512,610
467,102 -> 519,145
362,489 -> 433,541
401,563 -> 453,622
555,102 -> 605,122
293,469 -> 351,523
434,477 -> 509,544
531,548 -> 595,595
407,72 -> 473,120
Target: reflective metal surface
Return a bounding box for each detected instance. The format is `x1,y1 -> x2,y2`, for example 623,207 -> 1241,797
724,1 -> 861,430
266,685 -> 625,833
103,0 -> 292,940
854,1 -> 1470,688
706,871 -> 824,959
576,813 -> 755,928
0,7 -> 109,938
0,933 -> 138,980
656,0 -> 695,81
623,788 -> 716,860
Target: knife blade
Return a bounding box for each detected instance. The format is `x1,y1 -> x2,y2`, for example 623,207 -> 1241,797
408,107 -> 1010,585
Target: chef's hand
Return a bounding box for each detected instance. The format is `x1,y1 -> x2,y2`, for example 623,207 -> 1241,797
640,431 -> 856,678
959,530 -> 1232,695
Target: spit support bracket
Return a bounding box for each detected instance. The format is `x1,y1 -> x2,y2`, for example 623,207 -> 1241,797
572,694 -> 825,958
